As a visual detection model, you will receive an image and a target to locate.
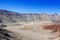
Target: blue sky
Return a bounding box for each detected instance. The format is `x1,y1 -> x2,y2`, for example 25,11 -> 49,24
0,0 -> 60,14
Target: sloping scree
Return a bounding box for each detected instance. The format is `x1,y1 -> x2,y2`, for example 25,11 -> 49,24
0,25 -> 15,40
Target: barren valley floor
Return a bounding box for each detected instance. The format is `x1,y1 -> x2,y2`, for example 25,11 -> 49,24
3,21 -> 58,40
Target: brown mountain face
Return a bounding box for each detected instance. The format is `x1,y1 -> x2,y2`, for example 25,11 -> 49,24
0,9 -> 60,23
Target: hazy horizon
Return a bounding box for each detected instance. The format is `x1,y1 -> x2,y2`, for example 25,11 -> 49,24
0,0 -> 60,15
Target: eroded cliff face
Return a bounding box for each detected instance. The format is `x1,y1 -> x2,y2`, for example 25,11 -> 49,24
0,9 -> 60,23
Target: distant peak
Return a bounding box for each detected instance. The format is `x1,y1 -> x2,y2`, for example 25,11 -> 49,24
0,9 -> 7,11
0,9 -> 9,12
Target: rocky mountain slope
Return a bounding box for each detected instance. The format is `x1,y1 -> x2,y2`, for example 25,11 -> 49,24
0,9 -> 60,40
0,9 -> 60,23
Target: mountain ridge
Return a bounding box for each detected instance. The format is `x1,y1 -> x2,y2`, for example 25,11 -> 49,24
0,9 -> 60,23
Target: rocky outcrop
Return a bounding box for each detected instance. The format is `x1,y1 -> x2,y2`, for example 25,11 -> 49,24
0,24 -> 17,40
